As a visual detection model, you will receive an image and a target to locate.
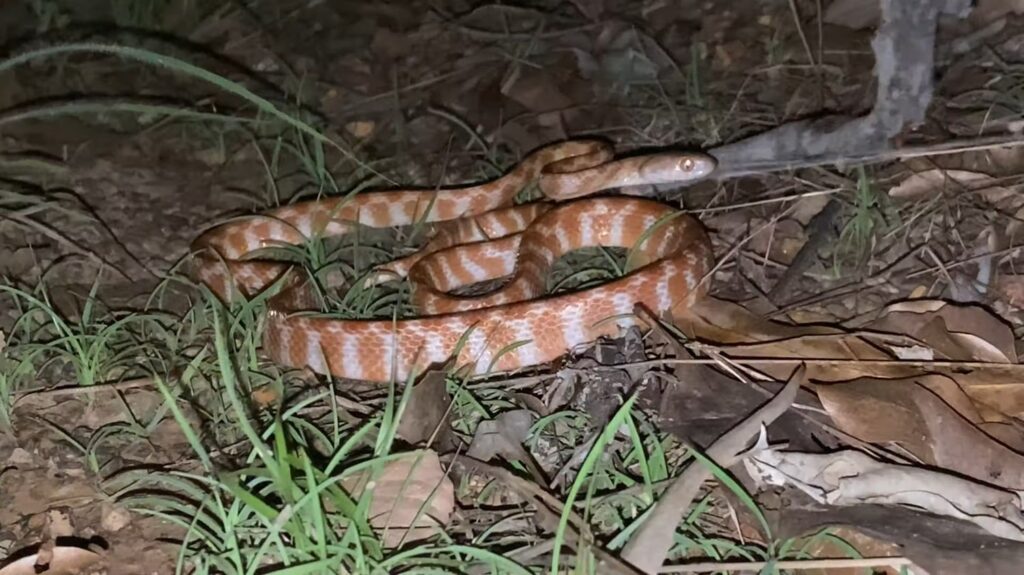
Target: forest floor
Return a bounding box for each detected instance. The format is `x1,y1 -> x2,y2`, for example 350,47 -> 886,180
3,1 -> 1024,574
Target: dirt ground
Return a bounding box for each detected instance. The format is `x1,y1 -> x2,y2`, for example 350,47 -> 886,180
5,0 -> 1024,574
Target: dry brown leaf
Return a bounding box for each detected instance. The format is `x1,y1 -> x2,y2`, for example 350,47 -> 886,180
816,378 -> 936,454
677,297 -> 852,344
817,378 -> 1024,489
888,169 -> 1002,201
708,335 -> 908,382
862,300 -> 1017,363
784,309 -> 838,324
789,194 -> 831,225
466,409 -> 534,462
980,422 -> 1024,452
464,409 -> 549,484
914,373 -> 986,422
674,297 -> 1024,416
675,298 -> 912,382
340,450 -> 454,547
396,371 -> 453,446
956,369 -> 1024,417
0,544 -> 102,575
973,145 -> 1024,175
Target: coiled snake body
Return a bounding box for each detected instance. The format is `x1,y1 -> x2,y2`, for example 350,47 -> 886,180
191,140 -> 717,382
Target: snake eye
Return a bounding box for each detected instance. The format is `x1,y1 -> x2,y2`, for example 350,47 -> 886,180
681,158 -> 696,172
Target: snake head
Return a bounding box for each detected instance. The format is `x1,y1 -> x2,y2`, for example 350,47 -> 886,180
639,153 -> 717,183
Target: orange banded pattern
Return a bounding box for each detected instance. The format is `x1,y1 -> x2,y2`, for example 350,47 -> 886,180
190,140 -> 717,382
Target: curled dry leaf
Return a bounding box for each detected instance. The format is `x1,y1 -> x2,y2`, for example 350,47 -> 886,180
860,299 -> 1017,363
817,377 -> 1024,489
340,450 -> 454,548
676,297 -> 905,382
675,297 -> 1024,416
678,297 -> 861,345
0,544 -> 102,575
745,448 -> 1024,542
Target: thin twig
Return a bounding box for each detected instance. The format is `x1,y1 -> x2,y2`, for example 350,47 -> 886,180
697,203 -> 799,292
658,556 -> 914,573
13,377 -> 157,403
451,22 -> 600,40
688,187 -> 842,214
787,0 -> 817,69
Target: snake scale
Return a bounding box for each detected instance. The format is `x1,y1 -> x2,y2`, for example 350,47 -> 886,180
190,140 -> 717,382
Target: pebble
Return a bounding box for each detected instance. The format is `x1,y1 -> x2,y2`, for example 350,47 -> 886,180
101,502 -> 132,532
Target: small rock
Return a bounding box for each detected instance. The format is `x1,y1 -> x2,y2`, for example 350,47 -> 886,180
101,502 -> 132,532
345,121 -> 376,139
194,147 -> 226,167
6,448 -> 33,466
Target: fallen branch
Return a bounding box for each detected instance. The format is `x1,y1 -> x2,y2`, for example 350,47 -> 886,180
711,0 -> 971,177
690,0 -> 972,180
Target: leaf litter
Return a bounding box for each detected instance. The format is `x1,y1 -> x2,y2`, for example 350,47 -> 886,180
9,1 -> 1024,574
